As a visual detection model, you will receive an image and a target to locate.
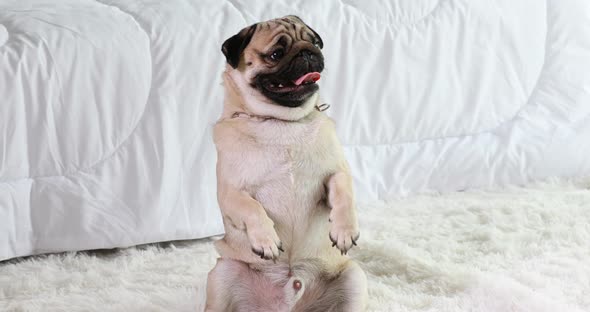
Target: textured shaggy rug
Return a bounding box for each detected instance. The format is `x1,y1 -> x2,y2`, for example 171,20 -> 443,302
1,179 -> 590,312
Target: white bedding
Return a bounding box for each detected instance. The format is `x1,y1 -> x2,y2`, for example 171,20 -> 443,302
1,0 -> 589,261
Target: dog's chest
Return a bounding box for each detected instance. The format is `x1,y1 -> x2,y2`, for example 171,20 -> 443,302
216,114 -> 342,213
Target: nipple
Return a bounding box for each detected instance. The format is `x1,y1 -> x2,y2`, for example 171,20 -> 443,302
293,279 -> 302,291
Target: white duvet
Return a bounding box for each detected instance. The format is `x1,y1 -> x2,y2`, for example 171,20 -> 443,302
1,0 -> 589,261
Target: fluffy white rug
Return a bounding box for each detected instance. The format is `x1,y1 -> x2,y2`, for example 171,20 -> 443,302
1,179 -> 589,312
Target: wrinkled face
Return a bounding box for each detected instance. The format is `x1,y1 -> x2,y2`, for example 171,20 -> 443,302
222,16 -> 324,108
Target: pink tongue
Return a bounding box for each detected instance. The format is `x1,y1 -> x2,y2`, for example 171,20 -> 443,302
293,72 -> 321,86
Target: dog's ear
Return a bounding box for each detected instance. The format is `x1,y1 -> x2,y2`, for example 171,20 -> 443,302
285,15 -> 323,49
222,24 -> 257,69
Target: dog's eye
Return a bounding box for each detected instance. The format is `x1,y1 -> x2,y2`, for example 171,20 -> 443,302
269,49 -> 284,61
313,40 -> 321,49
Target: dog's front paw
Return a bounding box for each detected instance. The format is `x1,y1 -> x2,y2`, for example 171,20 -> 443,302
329,211 -> 360,255
247,217 -> 283,260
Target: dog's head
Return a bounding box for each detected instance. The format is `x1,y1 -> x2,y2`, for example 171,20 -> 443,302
222,16 -> 324,119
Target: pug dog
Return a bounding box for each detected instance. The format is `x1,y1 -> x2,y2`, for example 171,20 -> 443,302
205,15 -> 367,312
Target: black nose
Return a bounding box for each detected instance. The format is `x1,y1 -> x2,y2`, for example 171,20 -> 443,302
292,49 -> 324,73
298,50 -> 314,58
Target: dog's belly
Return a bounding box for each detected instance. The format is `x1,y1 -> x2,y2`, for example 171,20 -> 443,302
254,158 -> 336,263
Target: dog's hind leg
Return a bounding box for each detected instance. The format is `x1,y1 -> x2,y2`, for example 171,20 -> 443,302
205,258 -> 297,312
294,261 -> 367,312
205,258 -> 242,312
336,261 -> 368,312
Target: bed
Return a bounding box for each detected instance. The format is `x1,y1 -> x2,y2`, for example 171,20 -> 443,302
1,0 -> 589,261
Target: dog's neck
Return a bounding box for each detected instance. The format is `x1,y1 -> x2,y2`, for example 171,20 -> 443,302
227,103 -> 330,122
221,71 -> 326,123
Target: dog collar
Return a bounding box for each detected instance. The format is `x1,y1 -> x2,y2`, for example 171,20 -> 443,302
229,111 -> 275,121
228,103 -> 330,122
316,103 -> 330,112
